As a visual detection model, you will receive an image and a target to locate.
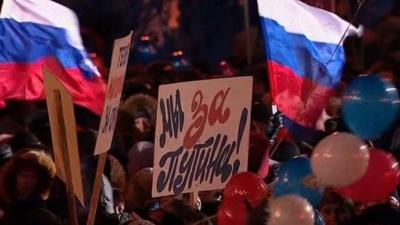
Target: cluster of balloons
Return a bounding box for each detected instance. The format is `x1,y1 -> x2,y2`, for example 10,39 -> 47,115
271,75 -> 400,202
265,132 -> 400,225
268,156 -> 323,225
311,132 -> 400,203
267,75 -> 400,224
218,172 -> 325,225
217,76 -> 400,225
311,75 -> 400,204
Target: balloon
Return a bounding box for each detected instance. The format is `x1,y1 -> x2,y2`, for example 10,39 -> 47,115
311,132 -> 369,187
217,195 -> 247,225
272,157 -> 324,207
336,149 -> 400,203
224,172 -> 268,208
267,195 -> 315,225
342,75 -> 399,140
133,35 -> 158,65
219,60 -> 236,76
171,50 -> 191,72
314,210 -> 326,225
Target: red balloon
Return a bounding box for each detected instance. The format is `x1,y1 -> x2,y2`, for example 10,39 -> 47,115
217,195 -> 247,225
223,172 -> 268,208
336,149 -> 400,203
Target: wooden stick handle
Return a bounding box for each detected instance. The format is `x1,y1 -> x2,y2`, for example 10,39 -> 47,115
189,191 -> 199,209
54,90 -> 79,225
86,152 -> 108,225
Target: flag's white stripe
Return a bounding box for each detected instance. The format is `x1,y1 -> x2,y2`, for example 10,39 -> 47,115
257,0 -> 358,44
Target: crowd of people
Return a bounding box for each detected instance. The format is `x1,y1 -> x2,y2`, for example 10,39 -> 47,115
0,0 -> 400,225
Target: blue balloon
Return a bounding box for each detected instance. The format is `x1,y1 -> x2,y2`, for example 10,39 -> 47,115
342,75 -> 399,140
314,210 -> 326,225
133,36 -> 158,65
272,157 -> 324,207
170,51 -> 192,72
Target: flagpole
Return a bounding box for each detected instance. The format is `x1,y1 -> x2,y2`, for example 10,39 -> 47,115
244,0 -> 252,65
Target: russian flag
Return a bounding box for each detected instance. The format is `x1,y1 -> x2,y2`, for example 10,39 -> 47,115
257,0 -> 359,128
0,0 -> 106,115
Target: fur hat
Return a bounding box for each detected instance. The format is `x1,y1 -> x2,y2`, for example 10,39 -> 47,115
1,149 -> 56,202
121,93 -> 157,121
105,154 -> 127,191
117,94 -> 157,136
125,167 -> 153,211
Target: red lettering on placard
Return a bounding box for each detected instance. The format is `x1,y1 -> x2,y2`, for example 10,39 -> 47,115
183,91 -> 208,150
208,88 -> 231,125
107,76 -> 124,100
183,88 -> 231,149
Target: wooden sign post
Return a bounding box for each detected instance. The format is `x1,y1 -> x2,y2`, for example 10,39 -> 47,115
44,68 -> 85,225
152,77 -> 253,198
86,31 -> 133,225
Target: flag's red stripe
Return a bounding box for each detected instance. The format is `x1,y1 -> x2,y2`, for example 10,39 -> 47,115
268,61 -> 335,127
0,57 -> 106,115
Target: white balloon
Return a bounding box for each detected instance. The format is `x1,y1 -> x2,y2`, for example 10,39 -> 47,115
311,132 -> 369,187
267,195 -> 315,225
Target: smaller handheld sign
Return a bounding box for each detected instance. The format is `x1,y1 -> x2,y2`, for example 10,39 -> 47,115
152,77 -> 253,197
87,32 -> 132,225
44,68 -> 85,205
44,68 -> 85,225
94,32 -> 133,155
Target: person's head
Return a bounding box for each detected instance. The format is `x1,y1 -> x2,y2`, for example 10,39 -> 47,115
133,109 -> 152,135
1,149 -> 56,202
319,189 -> 355,225
113,188 -> 125,215
125,167 -> 153,212
9,131 -> 47,154
350,203 -> 400,225
119,94 -> 157,142
15,166 -> 39,198
24,110 -> 52,147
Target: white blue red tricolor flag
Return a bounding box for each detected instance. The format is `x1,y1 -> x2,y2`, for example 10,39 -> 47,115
257,0 -> 359,127
0,0 -> 106,115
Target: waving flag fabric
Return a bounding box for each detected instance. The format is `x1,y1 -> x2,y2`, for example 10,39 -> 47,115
0,0 -> 106,115
257,0 -> 359,127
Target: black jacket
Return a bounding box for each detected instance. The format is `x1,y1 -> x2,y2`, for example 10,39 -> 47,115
0,197 -> 63,225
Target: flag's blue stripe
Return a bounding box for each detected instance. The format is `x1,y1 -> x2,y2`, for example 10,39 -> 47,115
0,18 -> 95,79
260,16 -> 345,88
